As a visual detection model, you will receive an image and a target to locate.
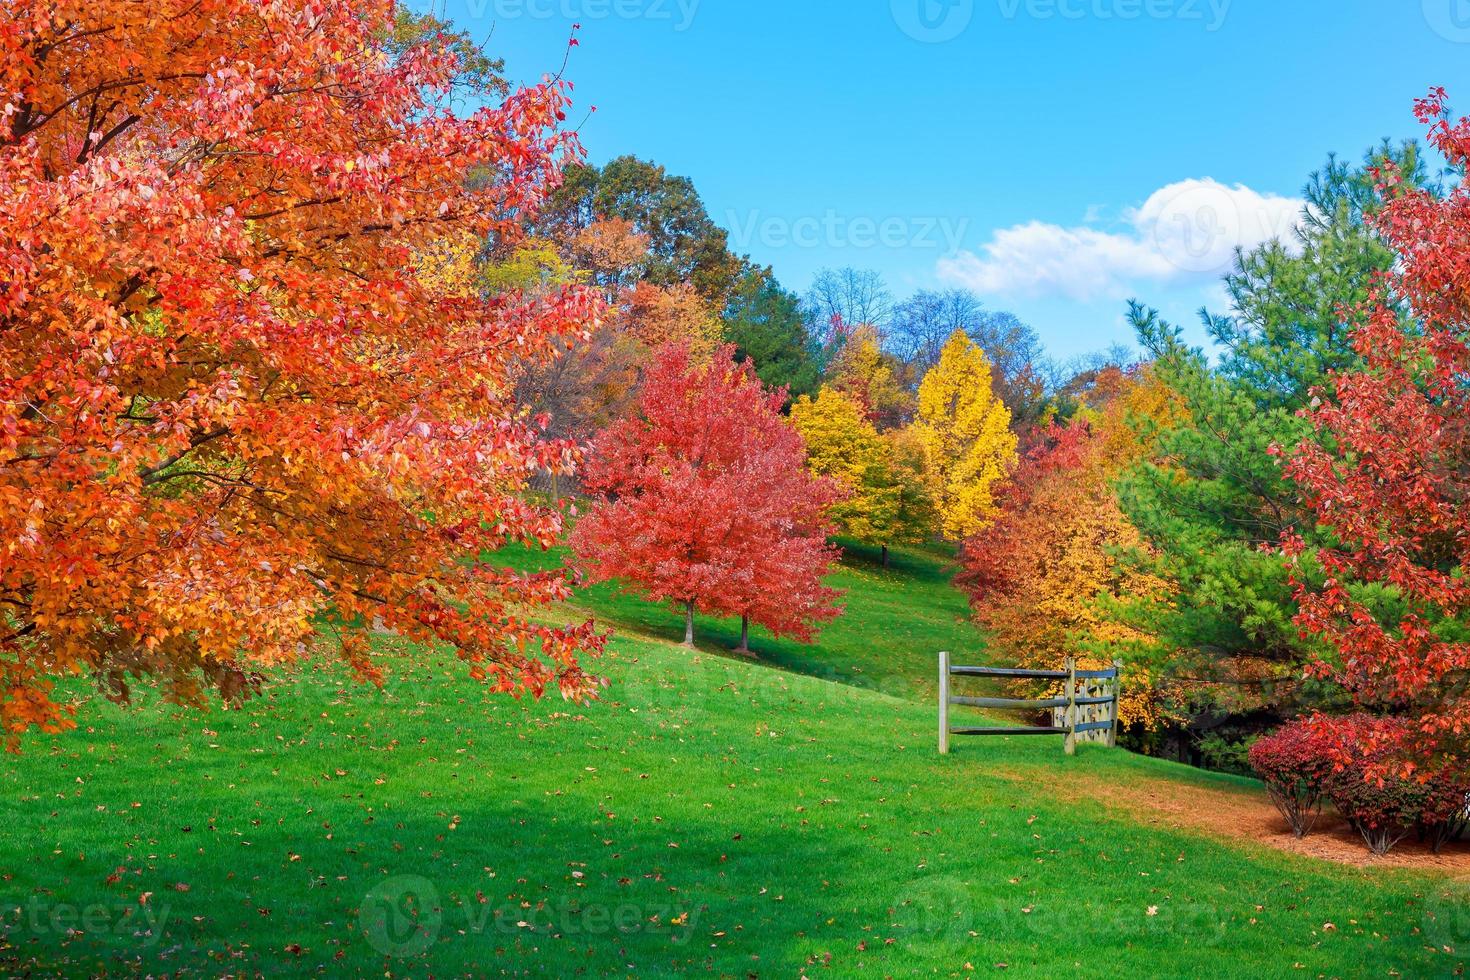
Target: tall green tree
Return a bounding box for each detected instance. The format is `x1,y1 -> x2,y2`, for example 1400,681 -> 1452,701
543,155 -> 745,303
723,267 -> 820,400
1113,143 -> 1431,742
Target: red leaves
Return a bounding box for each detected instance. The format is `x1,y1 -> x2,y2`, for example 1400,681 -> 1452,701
1249,719 -> 1337,836
1283,90 -> 1470,777
571,344 -> 844,645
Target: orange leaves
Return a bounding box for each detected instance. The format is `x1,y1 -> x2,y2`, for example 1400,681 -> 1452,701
0,0 -> 605,744
617,282 -> 723,363
957,371 -> 1177,731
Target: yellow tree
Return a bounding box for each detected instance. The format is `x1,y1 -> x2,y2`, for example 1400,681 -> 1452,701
829,324 -> 912,430
885,426 -> 938,551
913,331 -> 1018,539
790,388 -> 932,565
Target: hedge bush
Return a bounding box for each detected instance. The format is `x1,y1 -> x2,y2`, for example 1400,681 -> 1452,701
1419,774 -> 1470,854
1252,714 -> 1470,855
1248,721 -> 1334,837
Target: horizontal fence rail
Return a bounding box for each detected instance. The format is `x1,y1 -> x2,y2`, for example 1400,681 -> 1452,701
938,652 -> 1121,756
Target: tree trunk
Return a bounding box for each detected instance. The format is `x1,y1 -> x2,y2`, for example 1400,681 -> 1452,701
734,615 -> 751,655
881,544 -> 889,569
682,601 -> 696,648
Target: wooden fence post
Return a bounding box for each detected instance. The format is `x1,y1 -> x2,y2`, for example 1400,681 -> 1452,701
1109,659 -> 1122,748
938,651 -> 951,755
1063,657 -> 1077,756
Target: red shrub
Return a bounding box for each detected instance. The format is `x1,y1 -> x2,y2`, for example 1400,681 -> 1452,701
1421,776 -> 1470,854
1249,721 -> 1335,838
1314,715 -> 1470,855
1328,769 -> 1433,855
1251,714 -> 1470,855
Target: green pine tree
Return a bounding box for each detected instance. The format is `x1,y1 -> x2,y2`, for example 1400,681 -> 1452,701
1111,142 -> 1432,744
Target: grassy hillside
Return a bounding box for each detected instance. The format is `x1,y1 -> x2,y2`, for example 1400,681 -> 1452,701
497,537 -> 981,703
0,544 -> 1463,976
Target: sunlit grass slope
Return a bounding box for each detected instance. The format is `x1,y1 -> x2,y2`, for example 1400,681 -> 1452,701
0,543 -> 1462,976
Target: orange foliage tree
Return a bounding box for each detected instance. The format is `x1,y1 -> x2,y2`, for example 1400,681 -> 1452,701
618,282 -> 723,361
0,0 -> 607,743
957,370 -> 1177,728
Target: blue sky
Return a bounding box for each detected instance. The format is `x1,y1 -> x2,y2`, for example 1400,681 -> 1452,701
419,0 -> 1470,361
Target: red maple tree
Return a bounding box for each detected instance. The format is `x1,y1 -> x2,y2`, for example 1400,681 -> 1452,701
0,0 -> 606,743
1282,89 -> 1470,777
571,344 -> 843,651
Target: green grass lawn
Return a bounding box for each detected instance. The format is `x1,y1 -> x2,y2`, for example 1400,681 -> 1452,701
2,544 -> 1466,977
496,537 -> 983,703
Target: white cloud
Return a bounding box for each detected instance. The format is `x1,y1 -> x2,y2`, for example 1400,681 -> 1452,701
938,179 -> 1306,302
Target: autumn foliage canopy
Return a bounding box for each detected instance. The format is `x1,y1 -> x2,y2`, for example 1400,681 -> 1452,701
913,330 -> 1016,540
0,0 -> 607,742
789,386 -> 931,558
1282,89 -> 1470,780
572,344 -> 843,648
958,369 -> 1176,729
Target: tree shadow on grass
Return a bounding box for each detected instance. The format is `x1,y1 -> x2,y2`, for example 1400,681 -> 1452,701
0,713 -> 1003,976
2,655 -> 1457,978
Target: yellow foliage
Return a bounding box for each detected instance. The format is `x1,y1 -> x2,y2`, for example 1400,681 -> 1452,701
883,426 -> 938,543
417,234 -> 578,298
790,388 -> 933,546
619,281 -> 724,363
913,330 -> 1018,539
481,240 -> 579,294
829,325 -> 912,427
413,232 -> 483,298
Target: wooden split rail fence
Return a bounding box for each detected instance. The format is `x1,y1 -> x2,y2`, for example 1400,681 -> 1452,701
937,653 -> 1120,756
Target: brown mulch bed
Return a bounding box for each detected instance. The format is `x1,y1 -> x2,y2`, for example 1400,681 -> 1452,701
999,765 -> 1470,872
